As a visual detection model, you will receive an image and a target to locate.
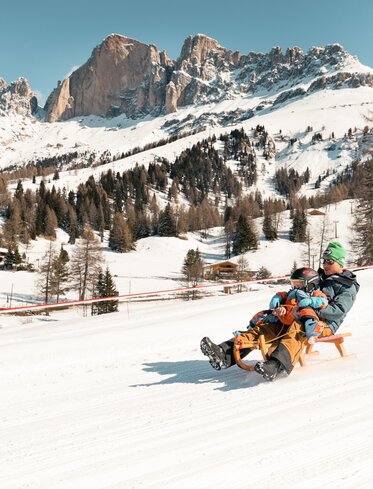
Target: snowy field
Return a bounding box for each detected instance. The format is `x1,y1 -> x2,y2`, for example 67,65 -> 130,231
0,267 -> 372,489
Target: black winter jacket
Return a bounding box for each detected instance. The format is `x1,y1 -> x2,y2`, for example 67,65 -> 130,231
317,268 -> 360,333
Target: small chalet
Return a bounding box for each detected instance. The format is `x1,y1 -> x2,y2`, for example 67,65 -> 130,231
204,261 -> 238,279
203,260 -> 252,281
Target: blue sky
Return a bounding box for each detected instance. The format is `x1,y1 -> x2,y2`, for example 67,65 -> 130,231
2,0 -> 372,105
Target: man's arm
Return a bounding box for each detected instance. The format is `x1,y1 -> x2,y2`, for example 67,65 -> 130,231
318,286 -> 356,324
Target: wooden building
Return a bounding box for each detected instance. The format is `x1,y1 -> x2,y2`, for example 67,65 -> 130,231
204,261 -> 253,281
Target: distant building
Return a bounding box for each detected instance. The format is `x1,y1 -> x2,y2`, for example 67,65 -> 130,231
204,260 -> 253,280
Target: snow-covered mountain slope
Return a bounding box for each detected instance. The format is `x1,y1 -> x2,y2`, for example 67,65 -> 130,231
1,267 -> 372,489
2,85 -> 372,200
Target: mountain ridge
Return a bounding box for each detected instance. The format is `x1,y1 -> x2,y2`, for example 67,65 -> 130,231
41,33 -> 373,122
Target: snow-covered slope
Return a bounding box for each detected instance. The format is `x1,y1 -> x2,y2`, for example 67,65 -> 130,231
2,85 -> 372,205
1,267 -> 372,489
1,83 -> 372,175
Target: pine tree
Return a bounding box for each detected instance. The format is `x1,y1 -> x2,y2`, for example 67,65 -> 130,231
4,245 -> 22,269
158,204 -> 177,237
93,267 -> 119,315
52,247 -> 70,302
4,247 -> 15,268
13,246 -> 22,265
44,205 -> 58,238
256,266 -> 271,279
289,209 -> 307,242
262,211 -> 277,241
109,212 -> 133,252
232,214 -> 258,255
352,159 -> 373,265
3,199 -> 22,246
182,248 -> 204,299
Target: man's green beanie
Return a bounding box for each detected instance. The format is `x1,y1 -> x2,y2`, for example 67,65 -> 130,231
322,241 -> 347,266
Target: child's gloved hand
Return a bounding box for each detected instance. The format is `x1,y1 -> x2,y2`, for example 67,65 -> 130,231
269,294 -> 283,309
287,289 -> 308,301
304,318 -> 324,339
298,296 -> 327,309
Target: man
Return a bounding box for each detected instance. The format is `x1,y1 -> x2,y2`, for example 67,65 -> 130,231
200,241 -> 359,381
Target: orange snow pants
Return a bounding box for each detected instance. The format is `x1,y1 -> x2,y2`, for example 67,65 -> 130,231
240,320 -> 332,373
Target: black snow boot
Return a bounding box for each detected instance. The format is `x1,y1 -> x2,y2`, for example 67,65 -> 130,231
200,337 -> 227,370
254,358 -> 283,382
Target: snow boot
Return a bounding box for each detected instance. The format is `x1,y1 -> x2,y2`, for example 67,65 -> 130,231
200,337 -> 227,370
254,357 -> 282,381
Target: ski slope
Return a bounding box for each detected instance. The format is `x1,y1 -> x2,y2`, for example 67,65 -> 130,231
0,267 -> 372,489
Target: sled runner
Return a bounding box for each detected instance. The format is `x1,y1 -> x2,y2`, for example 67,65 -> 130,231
233,331 -> 355,371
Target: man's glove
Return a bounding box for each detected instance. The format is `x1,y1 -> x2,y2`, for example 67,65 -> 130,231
298,296 -> 328,309
304,318 -> 324,339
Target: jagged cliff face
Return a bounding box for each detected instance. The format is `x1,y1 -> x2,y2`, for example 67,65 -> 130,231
45,35 -> 173,122
0,77 -> 38,117
44,33 -> 373,122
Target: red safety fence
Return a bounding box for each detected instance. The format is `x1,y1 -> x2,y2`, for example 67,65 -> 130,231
0,264 -> 372,315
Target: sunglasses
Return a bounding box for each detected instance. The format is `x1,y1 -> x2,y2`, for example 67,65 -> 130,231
323,259 -> 335,265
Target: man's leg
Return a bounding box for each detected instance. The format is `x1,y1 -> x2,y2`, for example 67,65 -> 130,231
201,322 -> 285,370
269,320 -> 305,374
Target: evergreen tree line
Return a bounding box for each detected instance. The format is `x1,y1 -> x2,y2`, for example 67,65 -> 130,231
274,167 -> 310,196
170,140 -> 242,203
1,128 -> 371,266
220,127 -> 258,186
1,131 -> 256,252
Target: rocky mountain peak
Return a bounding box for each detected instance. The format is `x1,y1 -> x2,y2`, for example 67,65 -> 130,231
0,77 -> 38,117
44,34 -> 173,122
285,46 -> 304,64
178,34 -> 225,64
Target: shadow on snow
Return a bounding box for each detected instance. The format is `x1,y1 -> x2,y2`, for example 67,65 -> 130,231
130,359 -> 264,391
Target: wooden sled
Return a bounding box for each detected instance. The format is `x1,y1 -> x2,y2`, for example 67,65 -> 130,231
233,332 -> 355,371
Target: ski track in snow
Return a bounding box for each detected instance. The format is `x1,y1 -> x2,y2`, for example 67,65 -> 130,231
1,270 -> 372,489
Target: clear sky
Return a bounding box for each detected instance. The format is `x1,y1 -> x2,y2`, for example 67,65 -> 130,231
2,0 -> 372,105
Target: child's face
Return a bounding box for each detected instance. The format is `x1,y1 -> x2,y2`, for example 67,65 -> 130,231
290,279 -> 306,290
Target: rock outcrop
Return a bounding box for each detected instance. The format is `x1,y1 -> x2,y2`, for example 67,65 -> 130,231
0,77 -> 38,116
44,34 -> 373,122
45,34 -> 173,122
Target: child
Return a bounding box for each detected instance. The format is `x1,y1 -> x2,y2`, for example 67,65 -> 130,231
248,267 -> 328,342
